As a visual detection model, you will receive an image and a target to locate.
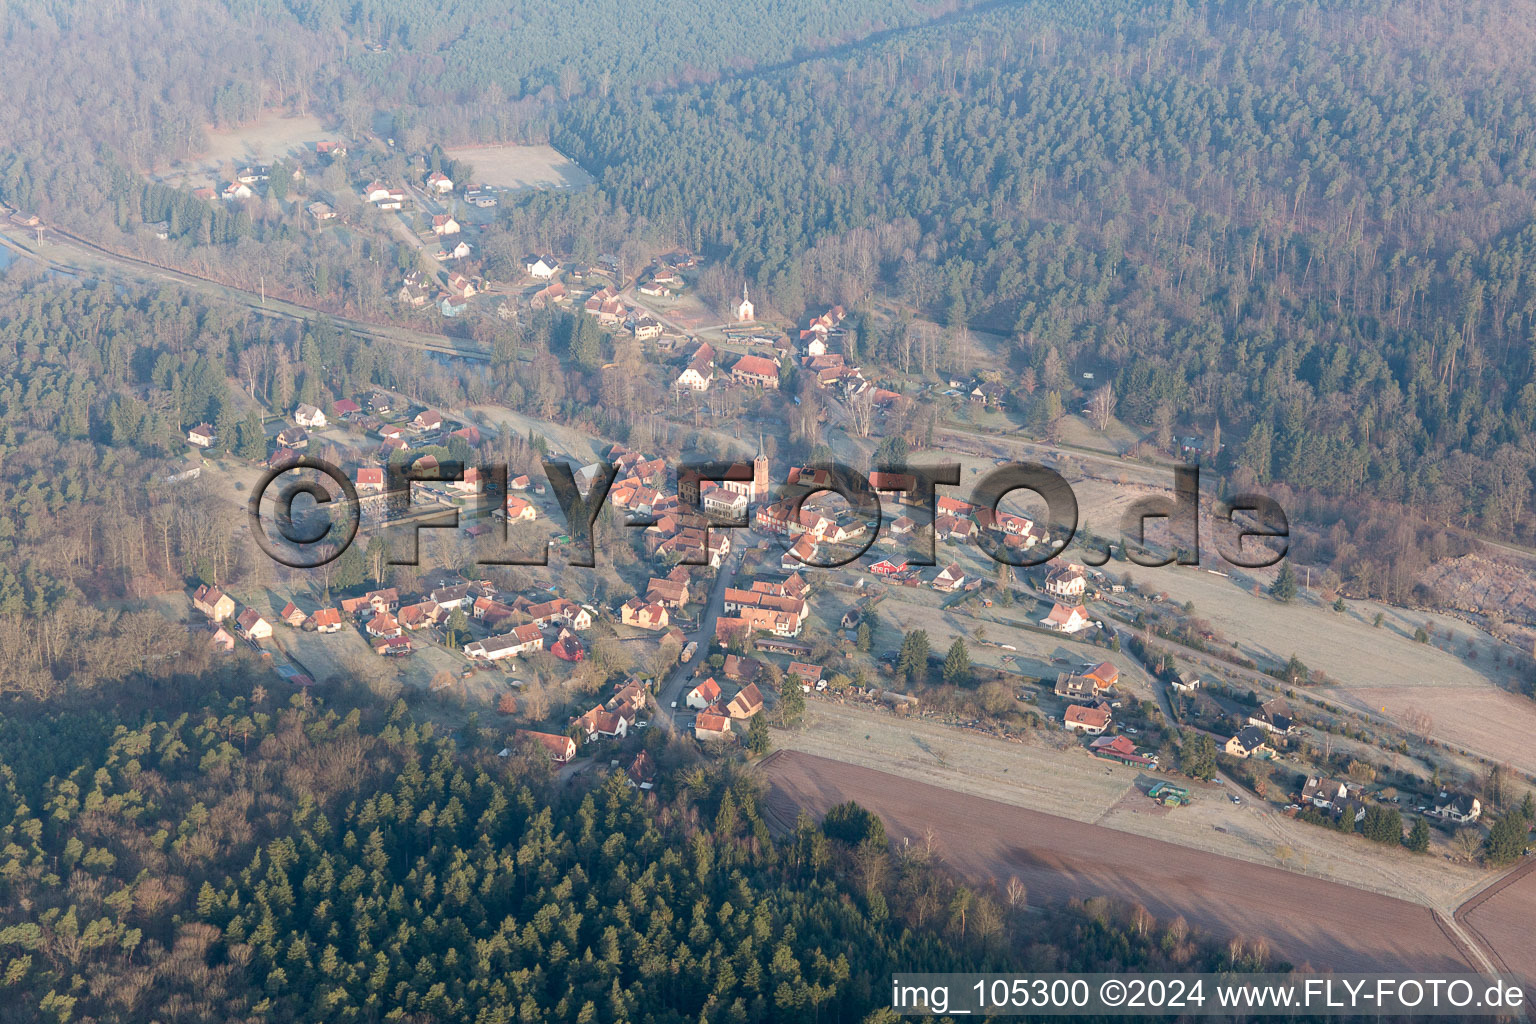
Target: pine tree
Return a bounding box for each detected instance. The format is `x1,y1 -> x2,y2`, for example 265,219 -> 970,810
745,715 -> 771,754
445,608 -> 469,649
1485,814 -> 1529,865
238,411 -> 267,460
332,540 -> 367,590
777,685 -> 805,726
856,622 -> 871,651
897,630 -> 930,683
1406,817 -> 1431,852
941,638 -> 970,685
1269,562 -> 1297,602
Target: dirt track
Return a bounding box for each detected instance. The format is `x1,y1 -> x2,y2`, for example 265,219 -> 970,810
759,750 -> 1473,973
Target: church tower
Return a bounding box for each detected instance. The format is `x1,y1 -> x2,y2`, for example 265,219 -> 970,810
735,284 -> 755,323
752,434 -> 770,502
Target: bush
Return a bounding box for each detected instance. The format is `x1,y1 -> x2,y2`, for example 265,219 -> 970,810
821,801 -> 887,846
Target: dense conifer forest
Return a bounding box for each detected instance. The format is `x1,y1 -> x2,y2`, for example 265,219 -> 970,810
0,672 -> 1264,1023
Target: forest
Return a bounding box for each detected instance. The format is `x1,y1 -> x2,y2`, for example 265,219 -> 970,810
8,0 -> 1536,553
0,666 -> 1277,1023
532,0 -> 1536,550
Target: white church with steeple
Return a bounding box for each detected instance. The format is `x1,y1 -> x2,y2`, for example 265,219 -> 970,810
734,285 -> 754,323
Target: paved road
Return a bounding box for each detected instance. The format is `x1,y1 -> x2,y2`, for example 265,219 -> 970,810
651,548 -> 745,733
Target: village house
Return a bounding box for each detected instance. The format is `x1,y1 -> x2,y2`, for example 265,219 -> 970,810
1082,662 -> 1119,690
781,535 -> 818,569
1045,563 -> 1089,598
611,680 -> 648,717
426,170 -> 453,194
1053,673 -> 1096,701
724,654 -> 762,683
192,584 -> 235,621
551,634 -> 585,661
930,564 -> 967,592
278,602 -> 307,628
517,729 -> 577,764
446,272 -> 476,299
934,514 -> 976,542
366,612 -> 402,638
374,634 -> 414,658
627,750 -> 657,790
463,623 -> 545,661
1224,726 -> 1273,759
276,426 -> 308,449
675,345 -> 715,391
584,286 -> 626,324
694,712 -> 732,741
1247,697 -> 1295,735
726,683 -> 765,720
413,409 -> 444,432
470,597 -> 516,627
868,471 -> 917,503
355,467 -> 385,495
531,282 -> 567,309
306,607 -> 343,633
631,316 -> 664,342
236,608 -> 272,640
731,354 -> 780,388
686,677 -> 723,710
1171,669 -> 1202,694
187,423 -> 217,448
1089,734 -> 1156,767
646,576 -> 690,609
294,403 -> 327,429
452,466 -> 484,495
523,254 -> 560,279
571,704 -> 629,744
785,662 -> 822,692
525,598 -> 592,630
1041,602 -> 1092,634
366,588 -> 399,613
1063,704 -> 1112,735
1432,793 -> 1482,824
208,625 -> 236,652
503,495 -> 537,522
620,598 -> 669,631
432,214 -> 461,236
430,584 -> 477,611
1301,777 -> 1351,812
398,274 -> 432,308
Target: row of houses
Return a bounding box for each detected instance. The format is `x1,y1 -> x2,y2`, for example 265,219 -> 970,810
191,584 -> 276,643
686,677 -> 765,741
716,572 -> 812,643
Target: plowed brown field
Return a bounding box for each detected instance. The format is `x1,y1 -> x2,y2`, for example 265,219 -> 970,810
760,750 -> 1473,973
